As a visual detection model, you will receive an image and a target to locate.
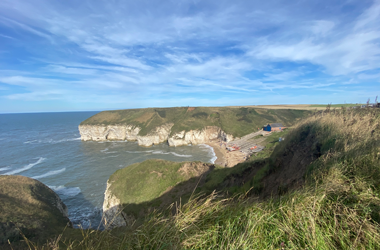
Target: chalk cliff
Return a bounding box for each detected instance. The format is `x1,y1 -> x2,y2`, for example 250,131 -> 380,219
102,181 -> 127,229
79,125 -> 141,141
137,123 -> 174,147
168,126 -> 234,147
79,124 -> 233,147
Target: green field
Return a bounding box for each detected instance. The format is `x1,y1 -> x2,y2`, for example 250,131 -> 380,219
310,103 -> 364,108
80,107 -> 311,137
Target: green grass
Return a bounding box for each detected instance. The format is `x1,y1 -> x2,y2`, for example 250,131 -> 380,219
15,108 -> 380,249
0,176 -> 71,247
107,160 -> 216,219
80,107 -> 311,137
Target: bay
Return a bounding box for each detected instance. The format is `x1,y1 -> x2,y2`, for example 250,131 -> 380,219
0,112 -> 215,228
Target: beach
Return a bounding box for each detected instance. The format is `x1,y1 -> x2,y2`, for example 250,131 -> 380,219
206,140 -> 247,168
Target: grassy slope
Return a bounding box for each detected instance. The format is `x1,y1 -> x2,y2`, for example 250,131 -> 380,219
32,108 -> 380,249
0,176 -> 71,247
108,159 -> 219,218
80,107 -> 310,136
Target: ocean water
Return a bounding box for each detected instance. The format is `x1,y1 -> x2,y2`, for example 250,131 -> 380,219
0,112 -> 216,228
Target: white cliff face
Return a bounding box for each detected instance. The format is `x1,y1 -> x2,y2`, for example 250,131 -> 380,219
79,123 -> 233,147
137,123 -> 174,147
102,181 -> 126,229
168,126 -> 234,147
78,125 -> 141,141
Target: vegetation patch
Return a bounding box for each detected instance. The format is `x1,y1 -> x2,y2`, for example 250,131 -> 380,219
0,176 -> 71,247
23,108 -> 380,249
80,107 -> 311,137
108,160 -> 216,218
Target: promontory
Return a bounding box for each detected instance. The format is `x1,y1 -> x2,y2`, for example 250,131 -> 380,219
79,107 -> 310,147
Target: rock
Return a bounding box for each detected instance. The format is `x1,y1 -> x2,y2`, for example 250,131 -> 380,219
78,124 -> 141,141
137,123 -> 174,147
79,123 -> 233,148
0,175 -> 71,244
102,181 -> 127,229
168,126 -> 233,147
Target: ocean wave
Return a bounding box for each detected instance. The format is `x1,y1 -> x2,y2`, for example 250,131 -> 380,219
69,206 -> 102,229
104,151 -> 118,154
125,150 -> 153,153
49,185 -> 81,197
24,140 -> 39,144
55,137 -> 81,143
152,150 -> 170,155
1,157 -> 46,175
23,137 -> 81,144
170,152 -> 192,158
101,155 -> 120,159
0,166 -> 11,172
31,168 -> 66,179
100,148 -> 109,152
199,144 -> 216,164
107,155 -> 119,158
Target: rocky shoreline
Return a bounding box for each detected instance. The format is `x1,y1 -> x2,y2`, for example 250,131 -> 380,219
79,124 -> 234,147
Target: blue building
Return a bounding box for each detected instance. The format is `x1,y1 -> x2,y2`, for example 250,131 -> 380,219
263,123 -> 285,132
263,124 -> 271,131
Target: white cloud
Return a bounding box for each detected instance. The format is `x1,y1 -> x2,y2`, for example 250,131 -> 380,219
0,0 -> 378,111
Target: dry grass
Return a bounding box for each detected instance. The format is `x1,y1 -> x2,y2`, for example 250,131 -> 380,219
16,108 -> 380,249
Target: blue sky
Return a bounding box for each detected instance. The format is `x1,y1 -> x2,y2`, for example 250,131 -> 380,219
0,0 -> 379,113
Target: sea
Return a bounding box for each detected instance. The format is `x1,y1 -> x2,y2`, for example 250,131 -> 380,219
0,112 -> 216,229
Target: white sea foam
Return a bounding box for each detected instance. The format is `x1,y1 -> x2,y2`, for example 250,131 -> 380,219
100,148 -> 109,152
69,206 -> 102,229
1,157 -> 46,175
152,150 -> 169,155
104,151 -> 118,154
126,149 -> 155,154
170,152 -> 192,158
199,144 -> 217,164
31,168 -> 66,179
0,166 -> 11,172
54,137 -> 81,143
23,137 -> 81,144
24,140 -> 38,144
107,155 -> 119,158
49,185 -> 81,197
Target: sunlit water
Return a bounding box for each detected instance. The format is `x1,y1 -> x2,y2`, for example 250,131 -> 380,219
0,112 -> 215,228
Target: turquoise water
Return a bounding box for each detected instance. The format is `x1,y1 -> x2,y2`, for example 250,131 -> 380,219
0,112 -> 215,228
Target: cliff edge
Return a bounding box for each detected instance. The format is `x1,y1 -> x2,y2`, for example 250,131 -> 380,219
102,160 -> 216,229
79,107 -> 310,147
0,175 -> 71,245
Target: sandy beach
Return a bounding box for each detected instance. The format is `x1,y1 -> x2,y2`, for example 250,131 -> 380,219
206,140 -> 247,168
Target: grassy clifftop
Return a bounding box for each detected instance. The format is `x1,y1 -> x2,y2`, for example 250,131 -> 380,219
107,159 -> 218,219
59,108 -> 380,249
80,107 -> 311,136
20,108 -> 380,249
0,175 -> 71,246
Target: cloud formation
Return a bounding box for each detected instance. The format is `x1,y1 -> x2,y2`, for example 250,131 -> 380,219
0,0 -> 379,112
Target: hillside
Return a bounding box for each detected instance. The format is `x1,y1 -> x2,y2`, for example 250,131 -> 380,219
80,107 -> 310,137
0,176 -> 71,247
103,160 -> 218,227
12,107 -> 380,249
